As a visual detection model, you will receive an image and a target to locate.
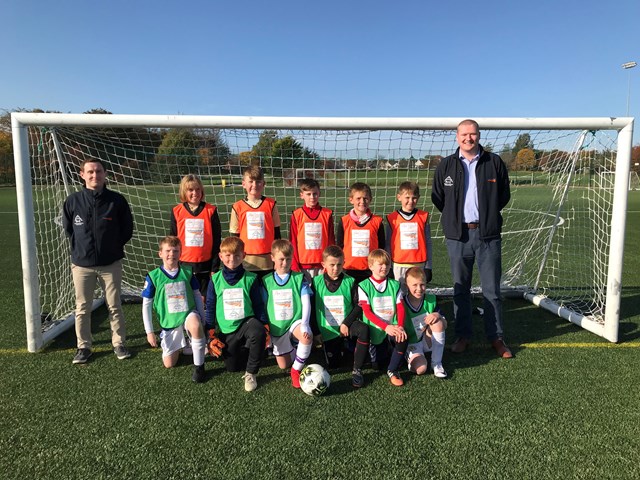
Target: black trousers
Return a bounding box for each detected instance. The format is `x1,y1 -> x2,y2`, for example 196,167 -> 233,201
324,320 -> 370,369
218,317 -> 266,374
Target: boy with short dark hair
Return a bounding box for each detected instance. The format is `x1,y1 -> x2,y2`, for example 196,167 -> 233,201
205,236 -> 267,392
403,267 -> 447,378
312,245 -> 370,388
386,181 -> 433,290
336,182 -> 385,284
289,178 -> 335,280
230,165 -> 281,278
262,239 -> 313,389
357,249 -> 408,386
142,236 -> 207,383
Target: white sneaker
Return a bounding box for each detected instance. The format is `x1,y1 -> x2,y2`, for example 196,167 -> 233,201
242,372 -> 257,392
433,363 -> 447,379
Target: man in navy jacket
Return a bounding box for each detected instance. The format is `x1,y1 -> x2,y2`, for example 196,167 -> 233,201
63,158 -> 134,364
431,120 -> 513,358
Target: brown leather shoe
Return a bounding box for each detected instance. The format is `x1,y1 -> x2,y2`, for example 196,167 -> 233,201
491,338 -> 513,359
451,338 -> 471,353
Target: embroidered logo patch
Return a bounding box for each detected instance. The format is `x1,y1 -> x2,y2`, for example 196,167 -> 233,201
444,176 -> 454,187
487,178 -> 496,183
74,215 -> 84,226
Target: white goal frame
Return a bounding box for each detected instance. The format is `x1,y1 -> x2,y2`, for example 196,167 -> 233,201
12,113 -> 633,351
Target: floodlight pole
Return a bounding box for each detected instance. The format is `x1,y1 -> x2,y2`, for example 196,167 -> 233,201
622,61 -> 637,116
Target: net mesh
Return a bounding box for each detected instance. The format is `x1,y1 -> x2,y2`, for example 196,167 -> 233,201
26,124 -> 619,331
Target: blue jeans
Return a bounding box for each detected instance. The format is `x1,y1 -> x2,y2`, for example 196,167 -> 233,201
446,229 -> 503,341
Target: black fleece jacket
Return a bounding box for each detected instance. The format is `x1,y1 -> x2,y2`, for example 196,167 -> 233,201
431,146 -> 510,241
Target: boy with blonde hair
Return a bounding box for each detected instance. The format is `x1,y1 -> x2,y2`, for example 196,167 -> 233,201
403,267 -> 447,378
289,178 -> 335,280
312,245 -> 370,388
141,236 -> 207,383
336,182 -> 385,284
205,236 -> 267,392
262,239 -> 313,389
230,166 -> 282,278
357,249 -> 408,386
386,181 -> 433,289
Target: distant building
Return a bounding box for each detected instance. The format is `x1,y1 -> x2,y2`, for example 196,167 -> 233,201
381,161 -> 398,170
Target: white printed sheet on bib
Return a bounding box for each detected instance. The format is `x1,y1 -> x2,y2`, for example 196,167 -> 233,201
273,289 -> 294,321
184,218 -> 205,247
223,288 -> 245,319
165,281 -> 188,314
399,222 -> 418,250
304,222 -> 322,250
246,211 -> 265,239
351,230 -> 370,257
323,295 -> 345,326
410,312 -> 427,337
372,296 -> 394,323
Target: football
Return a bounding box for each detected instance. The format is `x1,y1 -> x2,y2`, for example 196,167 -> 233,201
299,363 -> 331,396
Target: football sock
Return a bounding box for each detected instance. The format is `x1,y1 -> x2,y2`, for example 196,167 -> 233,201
191,337 -> 206,366
292,342 -> 312,371
431,332 -> 445,365
387,345 -> 406,373
353,339 -> 369,370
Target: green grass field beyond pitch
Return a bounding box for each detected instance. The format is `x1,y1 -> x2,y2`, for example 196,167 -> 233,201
0,187 -> 639,480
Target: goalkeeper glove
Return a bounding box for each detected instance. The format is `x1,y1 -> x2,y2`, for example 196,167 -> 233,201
424,268 -> 432,284
264,324 -> 271,350
207,329 -> 225,358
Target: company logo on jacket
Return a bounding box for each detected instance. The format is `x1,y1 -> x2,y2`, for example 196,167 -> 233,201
444,176 -> 453,187
74,215 -> 84,226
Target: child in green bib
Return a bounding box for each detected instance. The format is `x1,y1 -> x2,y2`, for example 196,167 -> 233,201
141,236 -> 207,383
357,249 -> 408,387
403,267 -> 447,379
205,237 -> 267,392
312,245 -> 370,388
262,239 -> 313,389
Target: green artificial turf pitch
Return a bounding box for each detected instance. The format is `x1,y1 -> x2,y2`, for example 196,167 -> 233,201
0,187 -> 639,479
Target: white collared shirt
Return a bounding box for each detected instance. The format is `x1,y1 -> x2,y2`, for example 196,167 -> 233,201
460,151 -> 480,223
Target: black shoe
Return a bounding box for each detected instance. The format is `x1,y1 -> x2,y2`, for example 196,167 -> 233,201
113,345 -> 132,360
72,348 -> 92,364
192,364 -> 205,383
352,368 -> 364,388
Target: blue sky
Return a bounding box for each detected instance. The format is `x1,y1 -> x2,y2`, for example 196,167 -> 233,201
3,0 -> 640,140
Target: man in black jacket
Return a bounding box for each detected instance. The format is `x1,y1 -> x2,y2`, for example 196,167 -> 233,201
63,158 -> 134,364
431,120 -> 513,358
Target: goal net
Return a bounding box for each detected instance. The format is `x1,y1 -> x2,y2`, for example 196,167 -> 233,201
293,168 -> 354,188
11,114 -> 632,351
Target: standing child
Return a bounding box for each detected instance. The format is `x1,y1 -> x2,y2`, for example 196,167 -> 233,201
141,236 -> 207,383
230,165 -> 282,278
312,245 -> 370,388
386,181 -> 433,290
262,239 -> 313,389
170,174 -> 221,297
357,249 -> 408,387
336,182 -> 385,284
205,237 -> 267,392
403,267 -> 447,378
289,178 -> 335,280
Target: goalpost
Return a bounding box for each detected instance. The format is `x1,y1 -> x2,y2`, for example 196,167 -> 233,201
11,113 -> 633,351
